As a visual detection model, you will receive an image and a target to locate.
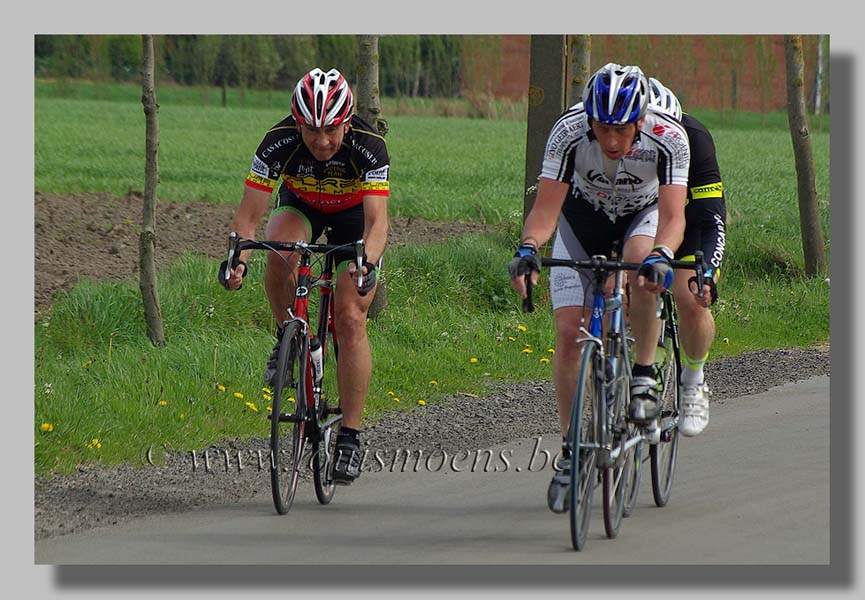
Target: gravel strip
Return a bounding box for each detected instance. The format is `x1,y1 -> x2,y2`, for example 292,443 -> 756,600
35,346 -> 830,541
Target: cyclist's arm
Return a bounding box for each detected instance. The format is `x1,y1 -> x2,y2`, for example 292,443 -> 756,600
361,194 -> 388,266
520,177 -> 570,248
229,185 -> 272,265
653,183 -> 687,258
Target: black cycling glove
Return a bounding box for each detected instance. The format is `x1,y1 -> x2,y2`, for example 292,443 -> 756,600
637,254 -> 673,289
218,260 -> 247,290
689,269 -> 718,305
356,261 -> 377,296
508,243 -> 541,281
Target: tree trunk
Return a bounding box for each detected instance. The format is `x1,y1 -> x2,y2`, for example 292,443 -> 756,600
523,35 -> 567,222
784,35 -> 827,276
356,34 -> 388,319
140,35 -> 166,346
566,35 -> 591,107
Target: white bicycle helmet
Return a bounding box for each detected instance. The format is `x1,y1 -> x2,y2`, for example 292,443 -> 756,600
648,77 -> 683,121
582,63 -> 649,125
291,68 -> 354,127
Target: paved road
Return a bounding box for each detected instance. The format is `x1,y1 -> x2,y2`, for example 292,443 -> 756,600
36,376 -> 829,565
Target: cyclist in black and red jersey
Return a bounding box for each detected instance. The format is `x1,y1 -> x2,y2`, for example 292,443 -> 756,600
647,77 -> 727,437
221,68 -> 390,484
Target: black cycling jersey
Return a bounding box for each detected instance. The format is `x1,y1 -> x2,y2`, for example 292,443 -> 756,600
245,115 -> 390,214
678,113 -> 727,274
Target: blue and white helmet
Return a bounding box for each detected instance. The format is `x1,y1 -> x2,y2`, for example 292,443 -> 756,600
583,63 -> 649,125
648,77 -> 683,121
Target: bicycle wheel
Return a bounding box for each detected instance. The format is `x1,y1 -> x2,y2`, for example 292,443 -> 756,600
270,321 -> 307,515
569,344 -> 600,551
313,397 -> 341,505
602,360 -> 637,537
650,304 -> 681,507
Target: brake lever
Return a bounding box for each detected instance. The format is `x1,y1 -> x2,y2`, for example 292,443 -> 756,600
354,239 -> 365,288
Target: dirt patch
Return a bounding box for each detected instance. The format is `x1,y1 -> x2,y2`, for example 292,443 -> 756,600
33,191 -> 504,318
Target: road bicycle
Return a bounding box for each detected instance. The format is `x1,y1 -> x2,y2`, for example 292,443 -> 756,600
221,232 -> 367,514
524,250 -> 704,550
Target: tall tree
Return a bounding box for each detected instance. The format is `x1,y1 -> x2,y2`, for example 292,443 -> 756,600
566,35 -> 591,107
523,35 -> 567,221
784,35 -> 827,276
140,35 -> 166,346
356,34 -> 388,318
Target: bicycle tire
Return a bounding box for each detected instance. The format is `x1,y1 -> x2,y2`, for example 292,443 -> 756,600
270,321 -> 307,515
650,303 -> 681,507
602,352 -> 635,537
569,343 -> 600,551
313,399 -> 341,505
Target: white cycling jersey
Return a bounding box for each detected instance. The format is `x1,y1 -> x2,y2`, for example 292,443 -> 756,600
541,103 -> 690,222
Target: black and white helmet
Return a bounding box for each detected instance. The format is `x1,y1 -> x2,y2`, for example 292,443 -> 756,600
291,68 -> 354,127
582,63 -> 649,125
648,77 -> 682,121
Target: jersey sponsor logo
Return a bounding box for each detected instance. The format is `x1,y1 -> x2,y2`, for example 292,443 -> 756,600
362,180 -> 390,194
364,165 -> 390,181
652,124 -> 668,136
710,213 -> 726,269
351,139 -> 381,166
261,136 -> 295,159
625,148 -> 657,163
251,155 -> 270,178
585,169 -> 644,187
586,169 -> 611,186
690,182 -> 724,199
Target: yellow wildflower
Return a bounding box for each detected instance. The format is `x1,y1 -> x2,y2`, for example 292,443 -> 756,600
245,402 -> 259,413
508,336 -> 516,342
517,324 -> 527,332
387,391 -> 396,396
40,422 -> 54,433
469,357 -> 479,363
287,396 -> 295,403
233,392 -> 244,399
547,348 -> 555,354
179,413 -> 185,420
429,380 -> 439,387
262,387 -> 272,394
418,400 -> 427,406
158,400 -> 168,407
216,384 -> 226,392
522,348 -> 534,354
87,438 -> 102,449
540,357 -> 550,364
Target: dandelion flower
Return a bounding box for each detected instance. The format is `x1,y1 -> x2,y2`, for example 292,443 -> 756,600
245,402 -> 259,413
262,387 -> 272,394
266,406 -> 272,413
387,391 -> 395,396
158,400 -> 168,407
262,394 -> 273,402
517,324 -> 527,332
524,343 -> 532,348
216,384 -> 226,392
287,396 -> 295,403
82,359 -> 93,368
233,392 -> 244,399
429,380 -> 439,387
469,357 -> 479,363
507,336 -> 516,342
394,397 -> 401,403
418,399 -> 427,406
87,438 -> 102,449
522,348 -> 534,354
179,413 -> 185,420
40,422 -> 54,433
539,357 -> 550,364
547,348 -> 555,354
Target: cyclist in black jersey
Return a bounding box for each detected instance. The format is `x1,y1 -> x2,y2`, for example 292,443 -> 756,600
648,77 -> 727,437
221,68 -> 390,484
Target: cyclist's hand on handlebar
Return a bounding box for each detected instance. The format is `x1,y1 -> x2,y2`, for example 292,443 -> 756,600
508,243 -> 541,298
348,260 -> 377,296
636,252 -> 673,294
218,260 -> 247,291
688,269 -> 718,307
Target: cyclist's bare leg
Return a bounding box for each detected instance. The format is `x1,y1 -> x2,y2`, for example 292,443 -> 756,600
622,235 -> 662,366
263,211 -> 311,324
333,268 -> 377,430
553,306 -> 591,436
672,271 -> 715,375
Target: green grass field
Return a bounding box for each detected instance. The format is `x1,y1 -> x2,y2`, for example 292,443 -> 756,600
33,88 -> 830,476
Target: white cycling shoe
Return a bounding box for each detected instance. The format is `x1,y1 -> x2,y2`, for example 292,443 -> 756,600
679,383 -> 710,437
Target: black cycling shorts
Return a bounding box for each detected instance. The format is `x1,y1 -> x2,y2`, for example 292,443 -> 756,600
275,185 -> 365,246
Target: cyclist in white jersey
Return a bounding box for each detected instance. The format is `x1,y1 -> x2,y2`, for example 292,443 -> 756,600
509,63 -> 690,513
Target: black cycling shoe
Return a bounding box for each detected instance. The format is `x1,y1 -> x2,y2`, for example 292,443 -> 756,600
332,436 -> 362,485
262,328 -> 284,387
629,375 -> 660,423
